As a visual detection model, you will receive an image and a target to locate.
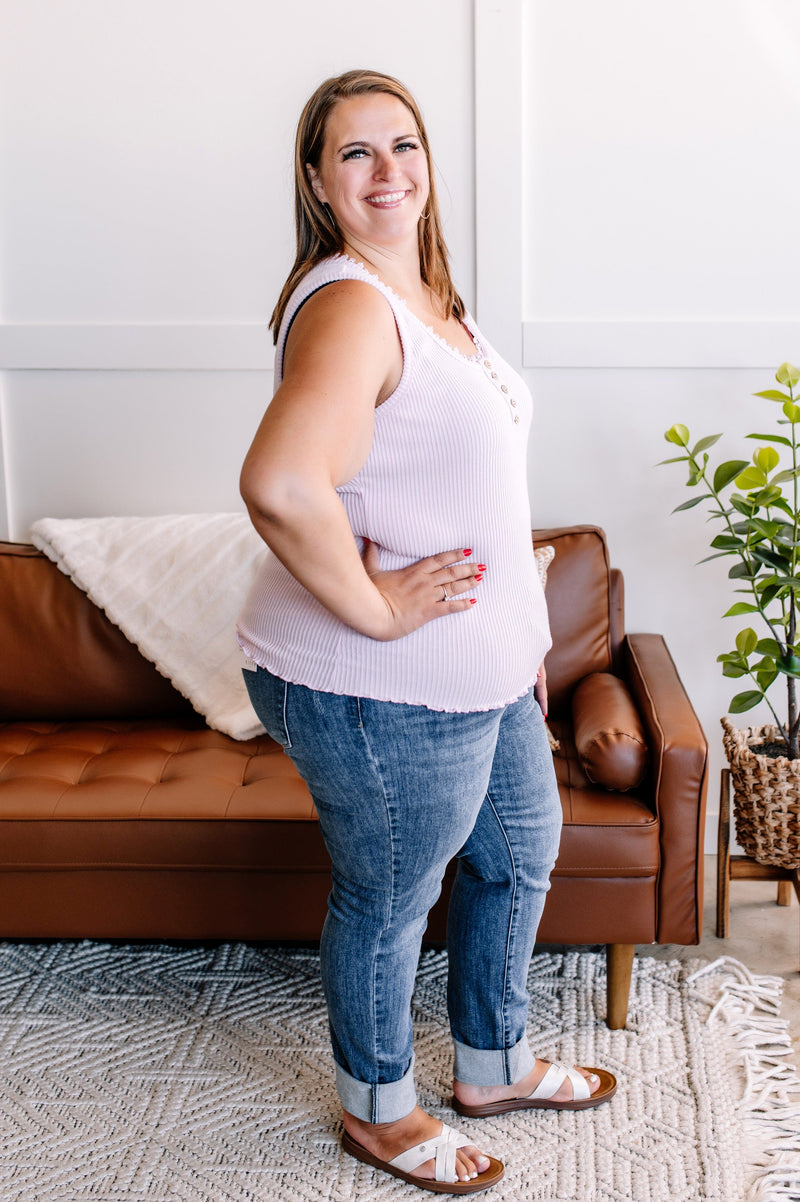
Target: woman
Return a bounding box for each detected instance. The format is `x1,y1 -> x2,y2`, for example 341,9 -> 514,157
237,69 -> 616,1194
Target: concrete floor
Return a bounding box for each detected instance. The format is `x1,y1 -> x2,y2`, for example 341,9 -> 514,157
636,854 -> 800,1053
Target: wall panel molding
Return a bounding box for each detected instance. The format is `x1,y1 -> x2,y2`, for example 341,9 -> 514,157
0,325 -> 274,371
523,321 -> 800,369
4,320 -> 796,372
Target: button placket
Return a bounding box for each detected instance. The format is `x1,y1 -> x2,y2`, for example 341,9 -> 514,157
481,358 -> 521,425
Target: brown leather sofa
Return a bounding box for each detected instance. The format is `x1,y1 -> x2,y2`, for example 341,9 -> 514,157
0,525 -> 708,1027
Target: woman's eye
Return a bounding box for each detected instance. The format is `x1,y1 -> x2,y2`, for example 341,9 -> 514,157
342,148 -> 367,161
395,142 -> 418,153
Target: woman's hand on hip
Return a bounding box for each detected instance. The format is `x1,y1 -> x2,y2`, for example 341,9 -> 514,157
362,541 -> 483,640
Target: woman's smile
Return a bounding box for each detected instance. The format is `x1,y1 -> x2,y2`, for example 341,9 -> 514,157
364,189 -> 412,208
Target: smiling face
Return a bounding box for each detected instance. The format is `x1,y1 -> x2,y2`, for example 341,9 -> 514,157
306,92 -> 430,255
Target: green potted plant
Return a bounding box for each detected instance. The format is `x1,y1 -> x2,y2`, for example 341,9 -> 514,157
662,361 -> 800,867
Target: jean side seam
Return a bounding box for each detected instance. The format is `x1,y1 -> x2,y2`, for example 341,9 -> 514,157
484,787 -> 519,1084
355,710 -> 398,1119
280,680 -> 293,749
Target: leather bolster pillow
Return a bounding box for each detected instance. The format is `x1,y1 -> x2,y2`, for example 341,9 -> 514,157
571,672 -> 649,791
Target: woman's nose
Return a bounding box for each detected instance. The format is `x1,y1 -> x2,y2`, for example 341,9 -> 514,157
373,151 -> 399,181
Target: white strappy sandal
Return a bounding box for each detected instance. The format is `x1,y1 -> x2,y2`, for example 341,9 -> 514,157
342,1120 -> 504,1194
453,1060 -> 617,1117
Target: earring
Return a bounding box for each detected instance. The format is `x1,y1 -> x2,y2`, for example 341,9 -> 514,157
420,205 -> 431,220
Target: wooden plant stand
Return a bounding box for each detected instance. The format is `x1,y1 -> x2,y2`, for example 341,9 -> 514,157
716,768 -> 800,953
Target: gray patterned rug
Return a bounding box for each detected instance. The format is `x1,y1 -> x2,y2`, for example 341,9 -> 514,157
0,942 -> 798,1201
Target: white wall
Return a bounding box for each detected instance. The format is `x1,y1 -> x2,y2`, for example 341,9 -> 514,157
0,0 -> 474,532
523,0 -> 800,322
3,0 -> 800,850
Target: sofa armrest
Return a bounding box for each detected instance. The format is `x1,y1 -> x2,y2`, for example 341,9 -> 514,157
622,633 -> 709,945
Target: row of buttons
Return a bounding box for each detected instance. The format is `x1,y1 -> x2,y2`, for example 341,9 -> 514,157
483,358 -> 520,424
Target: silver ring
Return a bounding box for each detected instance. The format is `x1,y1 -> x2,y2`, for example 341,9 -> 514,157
441,585 -> 450,601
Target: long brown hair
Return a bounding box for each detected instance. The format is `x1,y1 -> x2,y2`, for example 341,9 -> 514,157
270,69 -> 465,342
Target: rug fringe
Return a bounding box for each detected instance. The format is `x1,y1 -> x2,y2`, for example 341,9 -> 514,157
688,956 -> 800,1202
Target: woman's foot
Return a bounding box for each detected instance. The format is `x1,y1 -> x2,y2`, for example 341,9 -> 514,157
343,1105 -> 493,1184
454,1059 -> 599,1108
452,1059 -> 617,1116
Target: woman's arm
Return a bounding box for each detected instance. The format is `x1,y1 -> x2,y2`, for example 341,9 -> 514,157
240,280 -> 480,641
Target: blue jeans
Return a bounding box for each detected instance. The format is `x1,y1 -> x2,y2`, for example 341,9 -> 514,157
244,668 -> 562,1124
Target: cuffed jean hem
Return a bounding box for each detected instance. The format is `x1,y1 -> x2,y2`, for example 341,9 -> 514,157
334,1056 -> 417,1124
452,1034 -> 536,1087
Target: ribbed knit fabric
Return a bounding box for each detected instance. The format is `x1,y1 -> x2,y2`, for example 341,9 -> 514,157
237,254 -> 550,712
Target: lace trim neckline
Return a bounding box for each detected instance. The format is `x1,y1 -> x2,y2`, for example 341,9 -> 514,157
333,254 -> 484,364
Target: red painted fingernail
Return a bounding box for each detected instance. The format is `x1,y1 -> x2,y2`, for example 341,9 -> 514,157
463,549 -> 472,556
475,573 -> 483,581
477,564 -> 487,571
469,598 -> 477,605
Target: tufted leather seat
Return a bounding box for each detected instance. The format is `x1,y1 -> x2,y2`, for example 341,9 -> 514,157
0,528 -> 708,1026
0,723 -> 316,822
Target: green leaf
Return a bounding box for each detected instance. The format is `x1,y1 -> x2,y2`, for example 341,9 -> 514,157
665,424 -> 690,447
748,518 -> 782,539
754,389 -> 791,402
779,655 -> 800,678
698,551 -> 736,564
735,628 -> 758,656
729,690 -> 765,713
672,495 -> 711,513
692,434 -> 722,455
756,637 -> 783,657
773,527 -> 800,545
758,583 -> 782,608
753,657 -> 778,690
755,446 -> 781,474
770,497 -> 795,519
721,662 -> 748,678
710,534 -> 745,550
714,460 -> 749,492
767,468 -> 800,485
730,493 -> 757,516
751,545 -> 791,571
729,561 -> 755,579
701,550 -> 739,564
723,602 -> 760,616
735,466 -> 767,490
782,401 -> 800,423
745,432 -> 793,447
776,362 -> 800,388
752,485 -> 784,507
658,455 -> 690,465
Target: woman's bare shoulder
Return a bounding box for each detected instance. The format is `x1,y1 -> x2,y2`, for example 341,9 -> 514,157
283,278 -> 400,374
283,278 -> 401,391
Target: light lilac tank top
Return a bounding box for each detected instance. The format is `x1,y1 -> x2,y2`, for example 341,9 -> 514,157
237,254 -> 551,712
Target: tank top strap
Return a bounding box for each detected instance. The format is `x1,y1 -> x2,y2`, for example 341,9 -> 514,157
275,255 -> 412,385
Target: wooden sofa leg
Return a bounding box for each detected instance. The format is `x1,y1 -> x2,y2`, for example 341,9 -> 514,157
606,943 -> 635,1030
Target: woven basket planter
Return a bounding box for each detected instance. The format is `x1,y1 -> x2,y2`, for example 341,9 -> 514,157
721,717 -> 800,868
